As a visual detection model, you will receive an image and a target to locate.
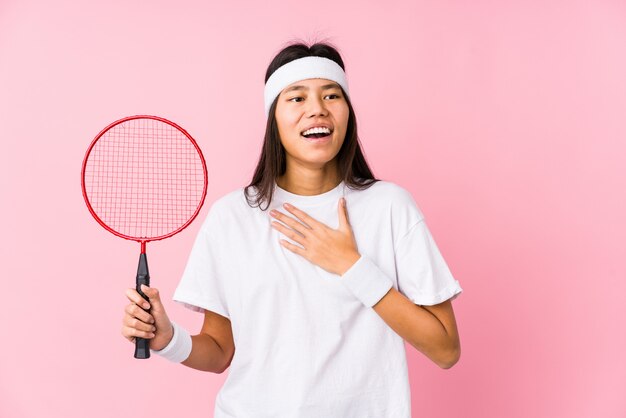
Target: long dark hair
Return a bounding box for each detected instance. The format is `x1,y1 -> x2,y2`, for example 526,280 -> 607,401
244,41 -> 380,211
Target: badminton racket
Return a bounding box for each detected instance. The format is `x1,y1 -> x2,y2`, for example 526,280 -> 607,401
81,115 -> 208,359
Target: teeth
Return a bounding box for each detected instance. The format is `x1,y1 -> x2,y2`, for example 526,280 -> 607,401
302,126 -> 331,136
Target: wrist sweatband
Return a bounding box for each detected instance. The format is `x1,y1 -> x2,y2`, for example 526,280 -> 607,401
263,56 -> 350,117
340,254 -> 394,307
150,321 -> 192,363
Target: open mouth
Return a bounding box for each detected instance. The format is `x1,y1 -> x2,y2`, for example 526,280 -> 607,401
300,126 -> 333,140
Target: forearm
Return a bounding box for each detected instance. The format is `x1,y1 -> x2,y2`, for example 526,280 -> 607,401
373,288 -> 459,368
181,333 -> 229,374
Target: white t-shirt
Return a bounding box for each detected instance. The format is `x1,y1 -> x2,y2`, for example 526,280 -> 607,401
173,179 -> 463,418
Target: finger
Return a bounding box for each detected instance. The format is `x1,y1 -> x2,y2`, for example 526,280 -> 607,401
279,239 -> 305,256
125,303 -> 154,324
338,197 -> 350,230
271,221 -> 305,245
125,288 -> 151,310
282,203 -> 320,230
138,285 -> 166,313
121,328 -> 136,343
122,325 -> 155,339
124,314 -> 157,333
271,209 -> 310,236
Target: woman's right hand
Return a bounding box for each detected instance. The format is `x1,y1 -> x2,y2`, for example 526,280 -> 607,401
122,284 -> 174,351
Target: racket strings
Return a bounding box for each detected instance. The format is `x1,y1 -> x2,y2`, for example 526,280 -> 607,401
83,118 -> 205,239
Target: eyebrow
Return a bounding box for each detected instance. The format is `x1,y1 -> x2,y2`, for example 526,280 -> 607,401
283,83 -> 341,93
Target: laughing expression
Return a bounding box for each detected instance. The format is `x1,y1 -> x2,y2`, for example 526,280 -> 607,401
275,78 -> 349,169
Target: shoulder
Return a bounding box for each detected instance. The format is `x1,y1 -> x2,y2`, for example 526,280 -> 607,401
352,179 -> 422,212
211,187 -> 247,211
197,187 -> 248,230
350,179 -> 425,231
364,179 -> 415,201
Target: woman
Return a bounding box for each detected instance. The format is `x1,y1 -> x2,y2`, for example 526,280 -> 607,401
122,41 -> 463,417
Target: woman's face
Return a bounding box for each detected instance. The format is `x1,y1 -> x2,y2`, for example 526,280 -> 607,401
274,78 -> 349,170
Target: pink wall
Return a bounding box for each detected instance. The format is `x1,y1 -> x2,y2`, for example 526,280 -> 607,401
1,0 -> 624,417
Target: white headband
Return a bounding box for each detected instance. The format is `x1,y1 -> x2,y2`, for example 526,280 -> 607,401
263,56 -> 350,117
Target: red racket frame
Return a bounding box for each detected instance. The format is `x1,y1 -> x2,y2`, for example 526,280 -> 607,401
80,115 -> 208,254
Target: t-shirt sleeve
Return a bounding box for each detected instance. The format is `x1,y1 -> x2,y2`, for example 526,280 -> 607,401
172,203 -> 230,319
395,219 -> 463,306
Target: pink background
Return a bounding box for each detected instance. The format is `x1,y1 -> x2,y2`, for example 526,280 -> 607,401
1,0 -> 624,417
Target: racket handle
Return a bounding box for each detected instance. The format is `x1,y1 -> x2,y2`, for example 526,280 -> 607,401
134,252 -> 151,359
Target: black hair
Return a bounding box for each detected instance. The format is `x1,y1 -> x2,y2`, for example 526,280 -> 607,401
244,40 -> 380,210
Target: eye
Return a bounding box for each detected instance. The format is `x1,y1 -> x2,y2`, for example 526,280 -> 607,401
288,97 -> 304,102
325,94 -> 341,100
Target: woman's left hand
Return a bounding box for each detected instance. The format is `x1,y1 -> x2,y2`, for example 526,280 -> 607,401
270,197 -> 361,276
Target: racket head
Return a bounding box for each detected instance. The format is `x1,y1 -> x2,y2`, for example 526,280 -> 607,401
81,115 -> 208,243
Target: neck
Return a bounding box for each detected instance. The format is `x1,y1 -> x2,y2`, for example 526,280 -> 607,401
276,163 -> 341,196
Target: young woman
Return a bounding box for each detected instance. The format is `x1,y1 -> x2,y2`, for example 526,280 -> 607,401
122,41 -> 463,417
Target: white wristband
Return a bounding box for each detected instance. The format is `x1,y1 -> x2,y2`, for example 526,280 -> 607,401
340,254 -> 394,307
150,321 -> 192,363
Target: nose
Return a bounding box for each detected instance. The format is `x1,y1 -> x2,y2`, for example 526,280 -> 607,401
305,95 -> 328,117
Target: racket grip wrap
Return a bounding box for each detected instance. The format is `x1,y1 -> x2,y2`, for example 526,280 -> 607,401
150,321 -> 192,363
134,253 -> 151,359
